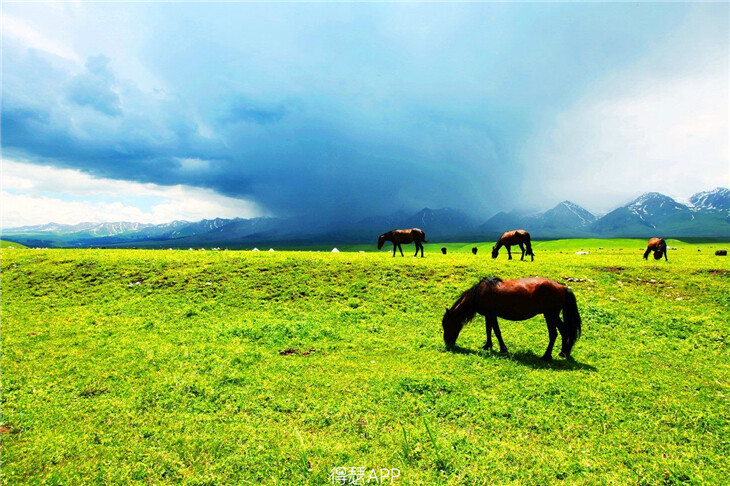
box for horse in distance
[643,238,668,261]
[492,230,534,261]
[442,277,581,360]
[378,228,428,257]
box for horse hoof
[499,348,508,354]
[483,344,492,350]
[540,355,552,361]
[558,351,566,358]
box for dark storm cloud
[2,2,727,219]
[65,55,122,116]
[221,97,290,125]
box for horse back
[390,229,417,243]
[482,277,564,320]
[500,229,531,245]
[648,237,665,250]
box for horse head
[442,307,463,347]
[377,234,386,249]
[491,246,499,259]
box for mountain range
[3,188,728,248]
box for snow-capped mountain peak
[688,187,730,211]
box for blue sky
[2,2,728,227]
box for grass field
[0,240,26,249]
[1,240,729,484]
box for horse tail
[420,230,428,243]
[562,288,582,356]
[525,239,534,256]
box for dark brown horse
[643,237,667,261]
[492,230,534,261]
[472,247,478,255]
[378,228,428,257]
[442,277,581,360]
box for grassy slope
[0,240,27,249]
[1,241,729,484]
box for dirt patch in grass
[279,347,317,356]
[598,266,625,273]
[707,269,728,276]
[0,425,21,435]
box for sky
[1,2,728,228]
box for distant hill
[1,240,27,248]
[7,221,155,237]
[402,208,480,240]
[480,201,597,238]
[3,188,728,247]
[689,187,730,211]
[591,189,729,237]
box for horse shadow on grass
[447,345,597,372]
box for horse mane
[480,276,503,288]
[448,277,503,324]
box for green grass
[2,240,729,484]
[0,240,27,249]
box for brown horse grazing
[472,247,478,255]
[643,237,668,261]
[441,247,447,255]
[492,230,534,261]
[378,228,428,257]
[442,277,581,360]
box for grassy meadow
[1,240,729,484]
[0,240,26,249]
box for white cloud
[1,160,263,228]
[2,14,81,63]
[522,62,729,213]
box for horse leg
[664,249,668,261]
[507,246,512,260]
[492,319,508,353]
[392,243,397,257]
[519,243,525,261]
[420,242,424,258]
[398,244,404,257]
[555,317,569,358]
[483,314,494,350]
[541,313,559,361]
